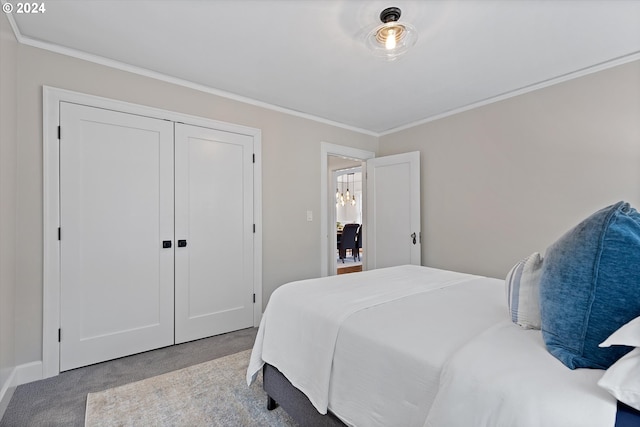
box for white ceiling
[7,0,640,135]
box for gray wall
[13,43,378,366]
[379,60,640,279]
[0,11,18,412]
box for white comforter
[247,265,483,413]
[424,320,617,427]
[327,270,508,426]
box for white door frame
[320,142,374,277]
[43,86,263,378]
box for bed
[247,202,640,427]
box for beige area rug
[85,349,296,426]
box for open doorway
[321,144,422,276]
[333,163,363,274]
[320,142,374,277]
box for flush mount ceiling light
[366,6,418,61]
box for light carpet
[85,349,295,426]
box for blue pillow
[540,201,640,369]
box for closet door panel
[174,123,254,344]
[59,103,174,371]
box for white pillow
[600,315,640,347]
[505,252,543,330]
[598,316,640,411]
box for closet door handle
[162,240,172,248]
[178,240,187,248]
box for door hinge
[57,126,61,140]
[253,293,256,303]
[58,227,61,241]
[253,224,256,233]
[252,153,255,163]
[58,328,61,342]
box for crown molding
[3,11,379,138]
[5,6,639,139]
[380,51,640,136]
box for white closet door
[59,103,174,371]
[366,151,421,269]
[174,123,254,344]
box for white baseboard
[0,368,17,420]
[0,361,43,420]
[15,361,43,386]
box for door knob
[162,240,172,248]
[178,240,187,247]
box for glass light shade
[366,21,417,61]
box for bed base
[263,363,346,426]
[263,365,640,427]
[616,401,640,427]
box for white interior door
[59,103,174,371]
[366,151,421,269]
[174,123,254,344]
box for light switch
[306,210,313,221]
